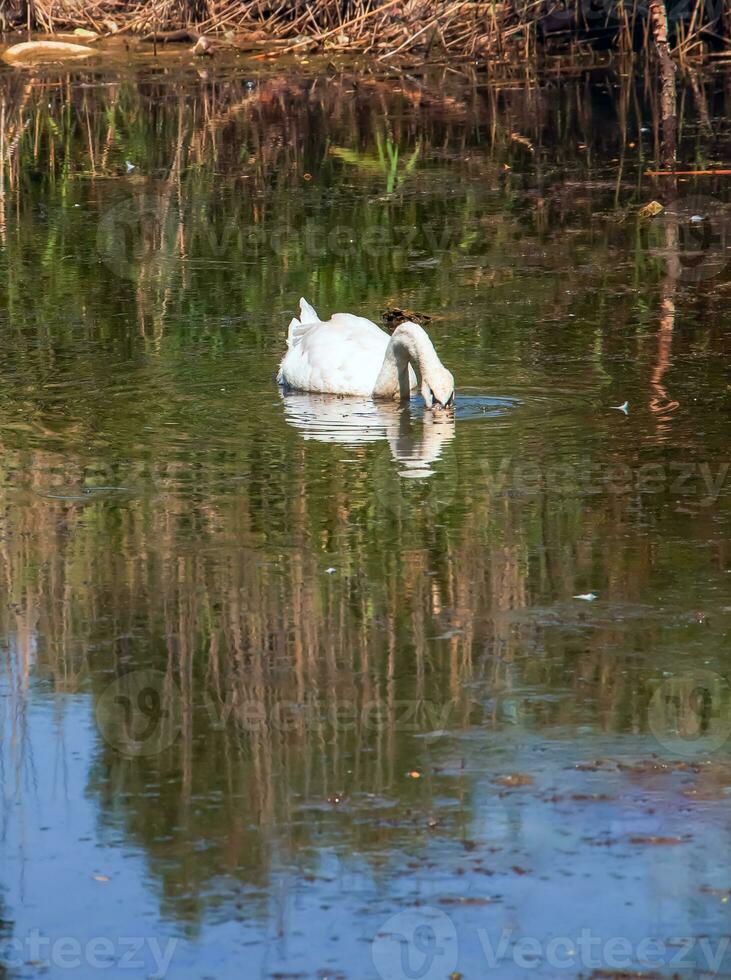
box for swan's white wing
[329,314,417,389]
[329,312,386,339]
[278,317,390,396]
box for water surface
[1,56,731,979]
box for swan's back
[278,300,392,397]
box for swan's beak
[430,390,455,412]
[424,376,455,411]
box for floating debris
[638,200,664,218]
[610,401,629,414]
[494,773,534,787]
[574,593,598,601]
[191,36,214,56]
[439,896,496,906]
[1,41,96,65]
[383,307,433,329]
[629,835,689,846]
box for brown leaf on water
[494,773,533,787]
[439,896,495,905]
[587,971,664,979]
[572,759,614,771]
[638,200,664,218]
[699,885,731,898]
[618,759,700,774]
[629,835,689,846]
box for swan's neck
[373,322,442,399]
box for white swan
[277,298,455,409]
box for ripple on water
[444,393,520,421]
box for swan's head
[421,367,455,412]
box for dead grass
[6,0,725,61]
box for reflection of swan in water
[280,391,455,478]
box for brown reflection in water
[1,423,723,915]
[650,210,680,436]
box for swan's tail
[286,297,320,349]
[299,298,319,323]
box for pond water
[0,53,731,979]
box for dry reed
[6,0,723,62]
